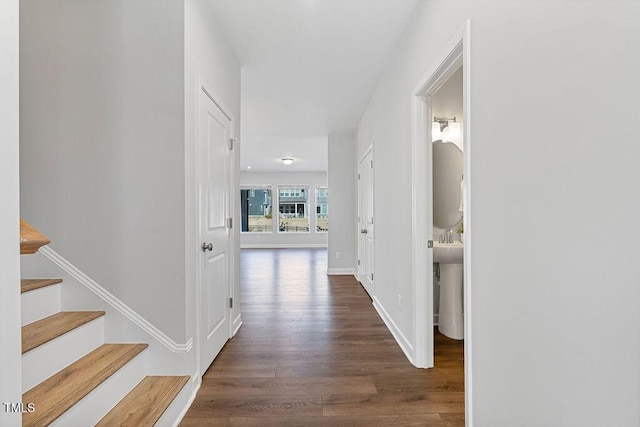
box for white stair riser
[21,284,61,326]
[22,317,104,393]
[50,350,148,427]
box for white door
[358,149,374,296]
[198,88,232,377]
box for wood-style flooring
[182,248,464,426]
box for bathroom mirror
[433,140,463,229]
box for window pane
[241,187,273,232]
[316,186,328,232]
[278,186,309,233]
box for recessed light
[281,158,294,165]
[247,166,252,169]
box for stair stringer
[21,249,200,426]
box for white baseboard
[232,313,242,336]
[326,268,355,275]
[240,243,328,249]
[434,313,439,326]
[372,297,414,365]
[170,376,201,427]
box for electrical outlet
[336,251,341,259]
[397,294,402,310]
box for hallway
[182,248,464,426]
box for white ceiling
[208,0,419,172]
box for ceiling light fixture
[281,158,294,165]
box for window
[240,187,273,232]
[278,186,309,232]
[316,186,328,232]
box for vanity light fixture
[281,158,294,165]
[432,116,461,141]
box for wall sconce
[281,158,294,165]
[432,117,461,141]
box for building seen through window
[278,186,309,232]
[240,187,272,232]
[316,186,328,232]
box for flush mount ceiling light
[281,158,294,165]
[432,116,461,141]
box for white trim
[240,243,328,249]
[372,297,414,365]
[232,313,242,337]
[462,20,473,425]
[171,376,201,427]
[410,19,473,426]
[326,268,355,275]
[358,143,374,163]
[39,246,192,353]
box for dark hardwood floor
[181,248,464,426]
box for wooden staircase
[19,220,188,426]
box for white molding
[171,376,201,427]
[372,297,414,365]
[240,243,328,249]
[39,246,192,353]
[358,143,374,163]
[462,20,473,425]
[232,313,242,337]
[326,268,355,276]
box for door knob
[202,242,213,252]
[360,229,368,234]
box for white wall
[0,0,22,423]
[360,1,640,425]
[20,0,187,341]
[184,0,242,375]
[327,133,356,274]
[240,172,328,248]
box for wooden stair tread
[97,376,189,426]
[22,311,105,354]
[22,343,148,427]
[21,278,63,293]
[20,218,50,254]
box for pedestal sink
[434,241,463,340]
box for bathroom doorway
[410,23,471,419]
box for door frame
[410,19,472,417]
[195,76,236,377]
[357,144,374,296]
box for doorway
[410,22,471,418]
